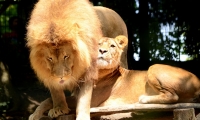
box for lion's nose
[99,49,107,54]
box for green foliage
[0,5,18,34]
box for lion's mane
[26,0,102,90]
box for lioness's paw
[48,107,70,118]
[139,95,150,103]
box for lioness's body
[92,36,200,106]
[91,67,147,107]
[92,64,200,107]
[27,0,127,119]
[91,36,200,107]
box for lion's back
[94,6,128,38]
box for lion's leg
[29,98,53,120]
[76,62,97,120]
[139,92,179,104]
[139,70,179,104]
[48,88,70,118]
[76,80,93,120]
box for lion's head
[29,41,91,90]
[26,0,103,91]
[27,23,98,91]
[97,35,128,69]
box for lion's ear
[115,35,128,49]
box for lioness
[27,0,127,120]
[92,35,200,106]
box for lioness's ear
[115,35,128,49]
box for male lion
[27,0,127,120]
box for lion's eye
[110,44,115,47]
[47,57,53,62]
[64,55,69,60]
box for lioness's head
[97,35,128,69]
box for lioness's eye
[64,55,69,60]
[111,44,115,47]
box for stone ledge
[39,103,200,120]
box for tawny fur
[27,0,128,119]
[92,36,200,106]
[27,0,101,119]
[27,0,101,90]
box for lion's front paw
[48,107,70,118]
[76,113,90,120]
[139,95,150,103]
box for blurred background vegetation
[0,0,200,119]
